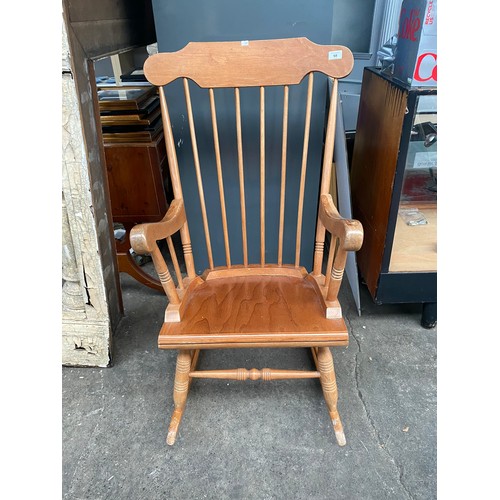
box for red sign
[393,0,437,87]
[399,8,422,41]
[414,52,437,82]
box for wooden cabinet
[104,135,170,291]
[104,135,169,224]
[350,67,437,327]
[96,85,171,291]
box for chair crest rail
[144,38,354,88]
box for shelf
[389,206,437,273]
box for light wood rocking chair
[131,38,363,446]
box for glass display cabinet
[350,67,437,327]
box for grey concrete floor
[63,271,436,500]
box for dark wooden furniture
[350,67,437,327]
[104,134,169,291]
[131,38,363,445]
[98,86,171,292]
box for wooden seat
[159,269,348,349]
[131,37,363,446]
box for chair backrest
[144,37,353,277]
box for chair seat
[159,274,349,349]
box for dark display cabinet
[350,67,437,327]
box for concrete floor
[63,272,436,500]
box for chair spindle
[209,88,231,267]
[326,247,347,302]
[278,85,289,266]
[295,72,314,267]
[166,236,184,289]
[150,244,180,304]
[234,88,249,267]
[183,78,214,269]
[324,236,337,290]
[158,87,183,199]
[313,78,338,276]
[260,86,266,266]
[158,87,196,279]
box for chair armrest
[130,199,186,255]
[318,194,363,302]
[318,194,363,251]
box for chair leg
[316,347,346,446]
[167,350,192,445]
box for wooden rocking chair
[131,38,363,446]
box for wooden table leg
[114,222,163,292]
[116,252,163,292]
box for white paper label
[328,50,342,60]
[241,40,249,46]
[413,151,437,169]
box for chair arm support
[130,199,187,255]
[318,194,363,251]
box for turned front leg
[316,347,346,446]
[167,350,192,445]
